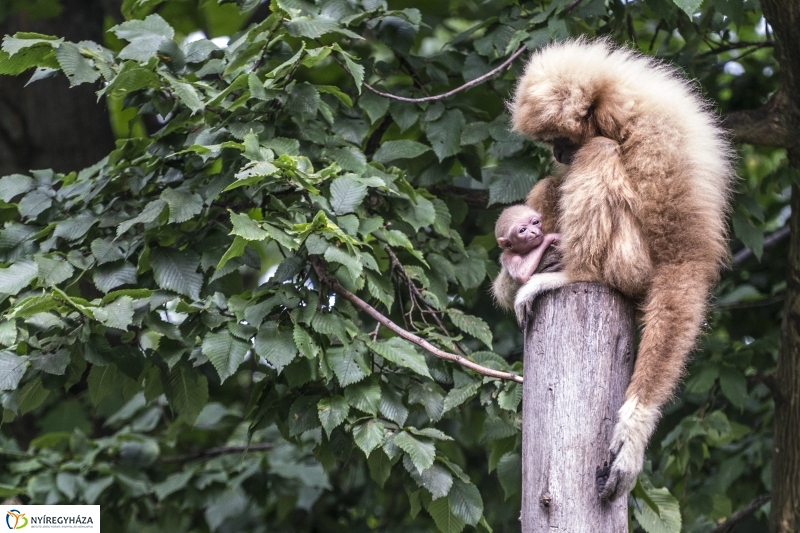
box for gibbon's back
[511,39,734,270]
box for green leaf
[368,338,432,379]
[93,262,137,293]
[324,246,362,281]
[161,188,204,224]
[167,365,209,424]
[447,310,492,349]
[90,238,125,265]
[485,158,538,206]
[31,350,69,376]
[230,212,270,241]
[0,351,29,390]
[288,395,321,436]
[344,376,381,415]
[409,382,445,422]
[202,330,249,382]
[719,366,748,409]
[317,396,349,437]
[0,260,38,295]
[286,17,340,39]
[216,236,247,272]
[0,174,33,201]
[293,325,320,359]
[112,14,175,62]
[443,382,481,414]
[380,385,409,426]
[34,255,73,286]
[448,479,483,525]
[329,176,367,215]
[327,345,370,386]
[154,470,194,501]
[633,483,682,533]
[732,213,764,261]
[427,109,465,161]
[55,42,100,87]
[394,431,436,473]
[353,419,385,457]
[335,45,364,93]
[397,197,436,232]
[496,452,521,499]
[373,140,431,164]
[94,296,135,330]
[117,199,167,235]
[368,450,393,488]
[150,248,202,300]
[408,461,453,500]
[359,91,390,124]
[88,364,119,406]
[167,78,204,114]
[254,322,297,373]
[672,0,703,17]
[17,376,49,415]
[427,496,466,533]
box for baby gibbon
[493,205,560,308]
[503,39,734,500]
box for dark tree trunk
[521,283,635,532]
[758,1,800,531]
[0,0,116,176]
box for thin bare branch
[362,46,528,104]
[710,494,771,533]
[699,40,774,58]
[732,226,791,268]
[716,293,785,310]
[311,256,523,383]
[161,443,274,463]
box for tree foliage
[0,0,787,532]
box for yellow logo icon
[5,510,27,530]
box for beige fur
[505,39,734,499]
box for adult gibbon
[501,39,734,500]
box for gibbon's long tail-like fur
[506,39,734,500]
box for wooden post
[521,282,635,532]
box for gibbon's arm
[510,234,561,284]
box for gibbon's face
[504,214,544,254]
[511,79,601,148]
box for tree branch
[723,89,794,147]
[710,494,771,533]
[698,40,774,58]
[732,226,791,268]
[310,256,524,383]
[362,46,528,104]
[161,443,274,463]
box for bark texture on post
[521,283,635,533]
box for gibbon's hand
[598,398,659,500]
[512,272,571,326]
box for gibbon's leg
[599,261,716,501]
[492,268,520,312]
[513,271,572,325]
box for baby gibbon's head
[510,39,634,146]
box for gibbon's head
[495,204,544,254]
[509,38,635,149]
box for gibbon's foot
[595,461,611,494]
[513,272,571,326]
[599,397,660,500]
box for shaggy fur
[504,39,734,500]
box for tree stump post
[521,283,635,532]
